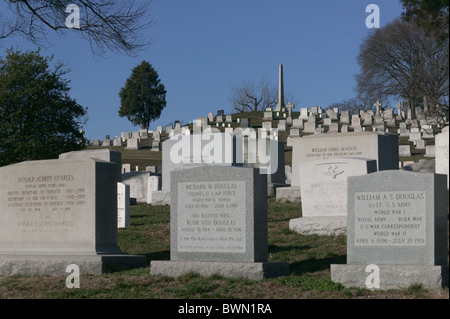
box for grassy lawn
[0,198,447,300]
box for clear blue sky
[0,0,404,141]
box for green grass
[0,198,447,299]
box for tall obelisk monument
[275,63,285,112]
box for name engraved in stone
[177,181,246,253]
[307,145,363,159]
[354,191,426,246]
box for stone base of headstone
[150,190,170,205]
[275,186,300,203]
[150,260,289,281]
[330,264,449,290]
[289,216,347,236]
[267,183,289,197]
[0,254,146,276]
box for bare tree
[0,0,152,56]
[230,76,297,113]
[230,76,277,113]
[356,19,449,120]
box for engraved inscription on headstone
[5,173,84,238]
[354,191,426,247]
[177,181,246,253]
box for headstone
[149,166,289,280]
[151,141,160,151]
[409,128,422,142]
[145,166,157,173]
[340,111,350,124]
[351,115,361,129]
[262,121,272,131]
[225,115,232,123]
[146,175,161,205]
[131,131,140,138]
[290,158,377,236]
[302,116,316,133]
[101,139,111,147]
[277,120,286,131]
[328,123,340,133]
[263,111,273,120]
[421,126,434,139]
[310,106,320,115]
[290,128,300,137]
[117,182,130,228]
[299,108,309,119]
[398,122,410,137]
[425,145,435,158]
[415,138,427,150]
[121,132,129,142]
[240,118,250,128]
[286,102,295,125]
[323,118,332,126]
[198,117,209,127]
[399,145,411,157]
[113,136,122,146]
[435,127,449,188]
[395,102,403,120]
[138,129,148,139]
[374,101,382,115]
[331,171,448,290]
[122,164,131,173]
[0,158,145,276]
[126,138,140,150]
[385,117,396,128]
[153,130,161,142]
[208,112,214,123]
[216,115,223,123]
[291,118,304,129]
[290,132,399,189]
[362,114,373,126]
[122,171,155,203]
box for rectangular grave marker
[150,166,289,280]
[331,170,448,290]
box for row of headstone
[0,135,448,287]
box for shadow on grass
[268,244,312,254]
[145,250,170,263]
[289,254,347,275]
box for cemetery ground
[0,198,448,299]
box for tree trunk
[423,95,428,116]
[410,92,416,120]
